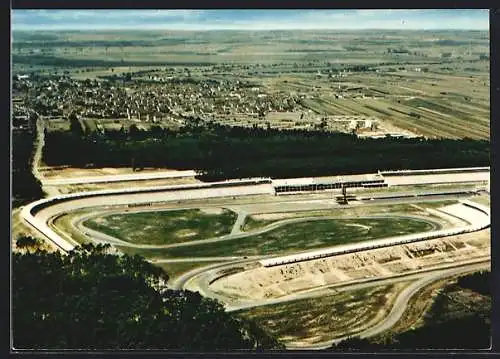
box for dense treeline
[12,130,44,207]
[330,271,491,350]
[456,270,490,296]
[44,123,490,181]
[12,244,282,350]
[330,315,490,350]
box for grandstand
[272,173,387,194]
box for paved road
[285,259,490,350]
[31,117,61,197]
[229,208,248,235]
[32,117,44,183]
[169,258,264,290]
[22,174,490,348]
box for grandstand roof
[272,173,383,187]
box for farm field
[13,29,489,140]
[12,20,491,351]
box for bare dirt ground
[49,176,201,194]
[39,166,192,179]
[209,228,490,304]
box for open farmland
[12,20,490,351]
[13,29,489,140]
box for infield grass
[119,216,437,259]
[83,208,237,245]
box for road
[31,117,44,183]
[19,168,490,348]
[229,208,248,235]
[150,256,259,263]
[286,259,490,350]
[73,211,440,250]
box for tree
[12,245,282,350]
[128,124,140,138]
[69,112,84,137]
[16,236,40,251]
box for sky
[11,9,489,31]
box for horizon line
[12,27,489,31]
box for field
[236,282,409,346]
[241,200,456,232]
[469,194,490,206]
[12,26,490,350]
[13,30,489,140]
[112,216,436,259]
[58,198,458,267]
[83,208,237,245]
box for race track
[19,169,490,349]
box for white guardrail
[20,178,273,253]
[379,167,490,175]
[20,170,490,257]
[259,200,490,267]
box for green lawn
[242,216,276,232]
[119,216,436,259]
[242,201,456,232]
[83,208,237,245]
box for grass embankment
[363,271,491,349]
[83,208,237,245]
[52,210,95,245]
[468,195,490,206]
[236,283,408,346]
[153,261,224,280]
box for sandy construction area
[208,229,490,304]
[51,177,201,194]
[384,171,489,186]
[40,166,193,179]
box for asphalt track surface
[285,259,491,350]
[161,193,482,291]
[22,169,490,349]
[74,211,440,249]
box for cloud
[12,9,203,25]
[11,9,489,31]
